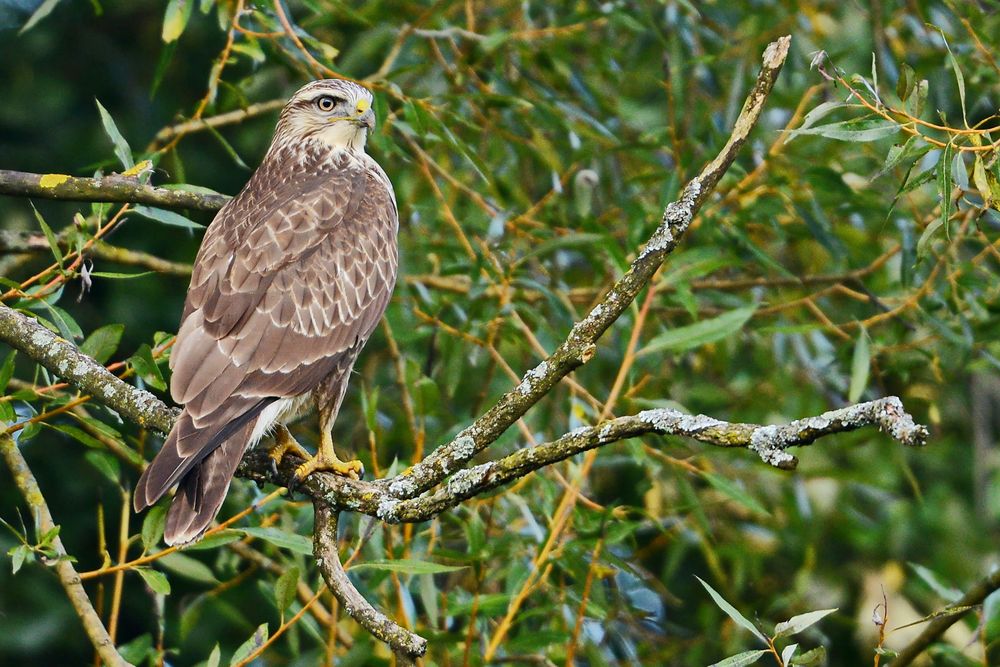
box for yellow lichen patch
[121,159,153,178]
[38,173,71,188]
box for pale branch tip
[0,169,228,211]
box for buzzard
[134,80,398,545]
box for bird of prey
[134,79,398,545]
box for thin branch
[890,568,1000,666]
[149,99,285,148]
[0,170,228,211]
[0,232,193,276]
[0,434,133,667]
[380,35,794,503]
[312,503,428,659]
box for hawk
[134,80,398,545]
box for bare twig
[312,503,427,659]
[149,99,285,148]
[890,568,1000,666]
[0,433,133,667]
[0,170,228,211]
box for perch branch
[890,568,1000,666]
[0,434,133,667]
[381,35,794,502]
[239,397,926,523]
[312,503,427,659]
[0,169,228,211]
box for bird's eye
[315,95,339,112]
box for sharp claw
[269,457,279,478]
[356,462,366,481]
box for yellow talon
[268,425,311,473]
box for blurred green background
[0,0,998,664]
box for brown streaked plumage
[134,80,398,545]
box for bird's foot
[268,426,312,478]
[290,453,365,491]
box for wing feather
[137,146,398,519]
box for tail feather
[134,399,274,514]
[163,422,254,545]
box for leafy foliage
[0,0,998,665]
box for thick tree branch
[0,303,178,433]
[890,568,1000,666]
[0,170,228,211]
[0,434,133,667]
[312,503,427,659]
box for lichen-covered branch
[383,35,793,502]
[312,503,427,659]
[239,397,927,523]
[0,303,178,433]
[0,169,228,211]
[890,568,1000,666]
[0,434,133,667]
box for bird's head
[274,79,376,151]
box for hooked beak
[353,99,375,130]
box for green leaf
[696,576,766,642]
[162,0,192,43]
[229,623,268,665]
[137,567,171,595]
[30,204,63,268]
[708,650,769,667]
[141,505,167,552]
[785,101,846,142]
[84,450,120,483]
[95,99,134,170]
[908,562,962,602]
[10,544,29,574]
[89,271,155,280]
[117,633,154,664]
[0,350,16,392]
[240,527,314,555]
[848,325,870,403]
[788,118,899,143]
[349,559,468,575]
[638,306,757,357]
[159,552,218,584]
[274,566,300,616]
[132,205,205,230]
[918,143,954,259]
[790,646,826,666]
[80,324,124,365]
[19,0,62,34]
[700,472,770,516]
[774,608,838,638]
[128,343,166,391]
[205,644,221,667]
[181,529,243,551]
[782,643,799,664]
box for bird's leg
[290,429,364,486]
[268,424,312,476]
[290,390,364,487]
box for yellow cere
[356,98,370,114]
[38,173,70,188]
